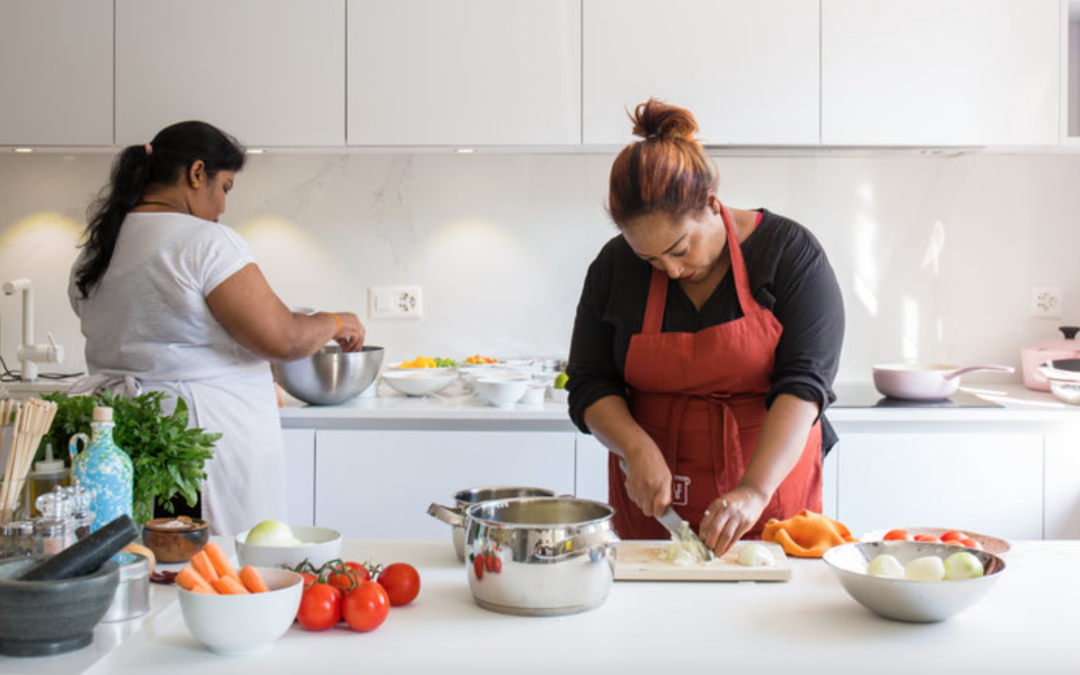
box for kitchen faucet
[2,278,64,382]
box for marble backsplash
[1,149,1079,385]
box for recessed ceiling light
[13,148,33,153]
[455,148,475,154]
[246,148,265,155]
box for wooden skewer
[0,399,58,525]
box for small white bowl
[549,386,569,404]
[473,377,529,407]
[519,383,547,405]
[235,525,343,569]
[179,567,303,654]
[381,370,457,397]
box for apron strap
[719,203,760,316]
[641,268,669,334]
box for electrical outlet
[1029,286,1063,319]
[368,286,423,319]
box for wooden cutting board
[614,540,792,582]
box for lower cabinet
[1045,427,1080,540]
[313,430,576,539]
[834,431,1044,540]
[282,429,316,527]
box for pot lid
[1025,326,1080,351]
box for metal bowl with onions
[272,344,384,406]
[823,541,1006,623]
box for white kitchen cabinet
[582,0,819,146]
[1064,1,1080,143]
[834,430,1044,540]
[347,0,580,146]
[115,0,345,147]
[0,0,113,146]
[1044,424,1080,538]
[283,429,316,527]
[822,0,1060,146]
[314,429,576,538]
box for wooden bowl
[141,517,210,563]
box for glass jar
[33,489,74,555]
[0,521,33,559]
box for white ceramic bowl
[519,382,547,405]
[381,370,457,397]
[822,541,1005,623]
[549,386,569,404]
[473,377,529,407]
[179,567,303,655]
[234,525,343,570]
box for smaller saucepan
[427,486,557,561]
[872,363,1014,401]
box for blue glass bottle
[69,406,133,532]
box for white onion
[245,519,303,546]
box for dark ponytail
[75,121,246,298]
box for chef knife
[618,458,715,562]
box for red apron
[609,204,822,540]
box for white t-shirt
[68,212,287,535]
[70,212,264,380]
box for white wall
[2,150,1079,385]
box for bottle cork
[92,407,113,423]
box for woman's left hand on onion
[699,486,769,557]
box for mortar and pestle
[0,514,138,656]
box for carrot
[177,565,215,594]
[203,541,239,579]
[240,565,270,593]
[213,574,250,595]
[190,550,220,584]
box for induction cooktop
[830,383,1003,409]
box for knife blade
[618,457,715,562]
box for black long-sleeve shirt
[566,209,845,453]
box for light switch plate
[368,286,423,319]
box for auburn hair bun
[630,98,700,143]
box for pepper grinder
[65,480,96,540]
[32,488,74,556]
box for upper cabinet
[583,0,820,146]
[822,0,1060,146]
[347,0,580,147]
[1064,1,1080,144]
[0,0,113,146]
[115,0,345,148]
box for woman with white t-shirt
[68,120,365,535]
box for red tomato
[959,537,983,551]
[300,572,318,588]
[377,563,421,607]
[913,534,940,543]
[296,583,342,631]
[342,581,390,632]
[941,530,967,542]
[473,554,485,580]
[491,555,502,574]
[328,561,371,592]
[883,529,913,541]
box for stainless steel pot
[427,486,556,561]
[461,497,618,616]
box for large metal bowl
[823,541,1006,623]
[271,345,384,405]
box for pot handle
[427,502,464,527]
[533,530,620,561]
[944,364,1014,380]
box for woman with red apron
[566,99,844,555]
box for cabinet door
[314,430,576,538]
[116,0,344,147]
[347,0,580,146]
[1044,425,1080,539]
[282,429,316,526]
[575,434,609,503]
[583,0,819,146]
[836,431,1043,540]
[0,0,113,146]
[822,0,1059,146]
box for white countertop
[279,379,1080,430]
[9,538,1078,675]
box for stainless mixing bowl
[272,345,384,405]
